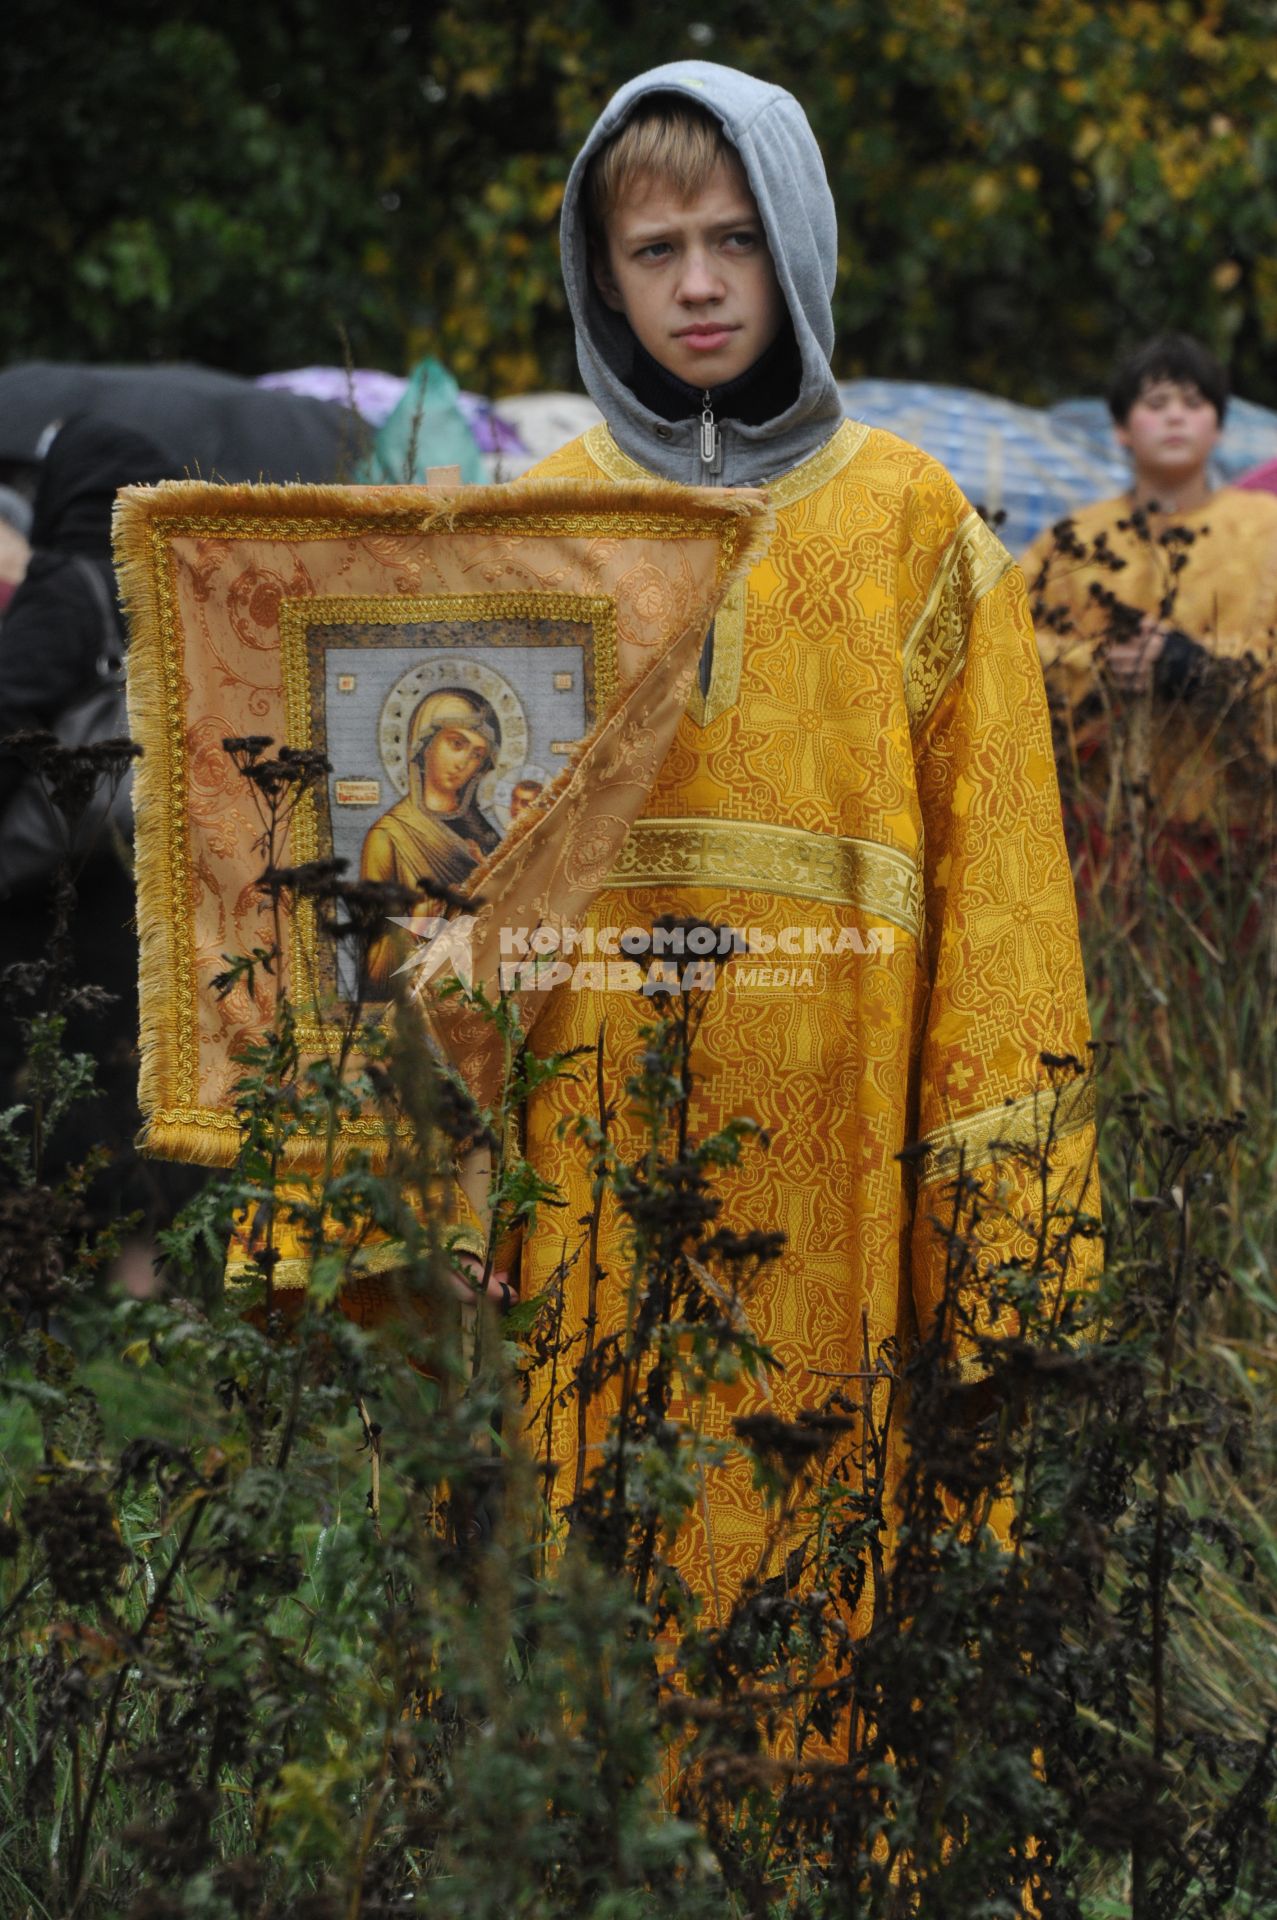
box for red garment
[1065,790,1268,951]
[1235,457,1277,497]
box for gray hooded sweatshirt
[560,62,846,488]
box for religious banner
[114,476,772,1167]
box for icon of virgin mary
[360,687,503,997]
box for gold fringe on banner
[115,494,182,1137]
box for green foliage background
[6,0,1277,402]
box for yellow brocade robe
[514,422,1098,1604]
[1022,488,1277,834]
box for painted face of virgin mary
[406,690,500,815]
[422,724,490,809]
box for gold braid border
[686,577,747,730]
[914,1072,1097,1185]
[278,591,619,1053]
[600,816,922,936]
[582,418,871,510]
[224,1221,488,1293]
[903,510,1014,736]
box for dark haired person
[1022,334,1277,873]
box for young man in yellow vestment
[1021,335,1277,871]
[458,62,1099,1602]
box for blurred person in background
[0,413,201,1230]
[1022,334,1277,886]
[0,484,32,615]
[0,414,171,807]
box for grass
[1073,847,1277,1913]
[3,823,1275,1915]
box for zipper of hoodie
[697,395,723,703]
[700,391,723,482]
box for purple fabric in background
[256,367,408,428]
[256,368,529,459]
[455,391,528,457]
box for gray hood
[561,62,845,485]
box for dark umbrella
[0,360,367,483]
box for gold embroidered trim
[225,1227,486,1293]
[278,591,619,1050]
[148,1105,412,1173]
[583,419,871,510]
[346,1232,488,1272]
[150,521,200,1106]
[581,427,663,484]
[124,474,773,567]
[915,1073,1097,1186]
[686,577,748,729]
[150,1106,408,1138]
[903,510,1014,736]
[279,592,619,726]
[767,421,871,507]
[225,1256,313,1292]
[139,508,739,548]
[447,1225,488,1261]
[599,816,922,935]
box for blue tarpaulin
[838,380,1277,555]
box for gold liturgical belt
[601,816,922,938]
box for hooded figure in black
[0,414,199,1229]
[0,413,176,812]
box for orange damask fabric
[515,422,1099,1605]
[114,475,771,1175]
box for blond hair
[585,97,738,232]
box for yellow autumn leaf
[456,66,498,98]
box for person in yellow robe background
[1021,335,1277,870]
[460,62,1101,1604]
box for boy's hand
[450,1249,516,1310]
[1103,617,1166,691]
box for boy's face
[593,156,787,390]
[1116,378,1220,481]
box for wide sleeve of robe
[906,515,1101,1360]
